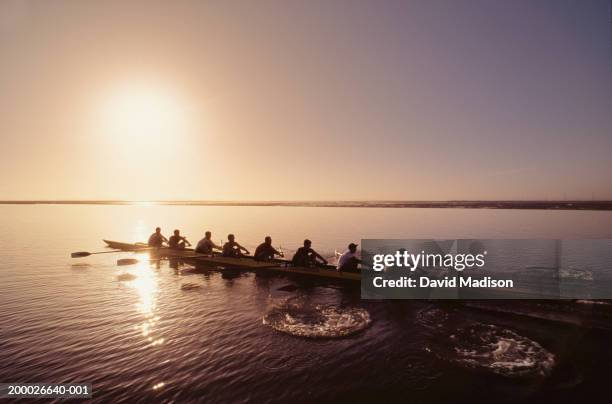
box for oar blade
[71,252,91,258]
[117,258,139,266]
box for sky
[0,0,610,201]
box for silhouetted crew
[222,234,250,257]
[148,227,168,247]
[254,236,283,261]
[168,229,191,250]
[337,243,362,273]
[291,239,328,267]
[196,231,222,254]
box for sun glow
[89,80,206,200]
[99,84,188,139]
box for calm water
[1,205,612,403]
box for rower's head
[174,229,180,236]
[348,242,358,253]
[155,227,161,234]
[265,236,272,245]
[303,239,312,247]
[228,234,235,242]
[205,231,212,239]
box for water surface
[1,205,611,403]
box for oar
[117,258,139,266]
[71,250,124,258]
[71,246,154,258]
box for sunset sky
[0,0,610,201]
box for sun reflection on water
[130,264,157,315]
[152,382,165,390]
[123,260,164,347]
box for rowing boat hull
[261,265,360,281]
[104,240,279,268]
[103,239,360,281]
[148,248,280,269]
[104,240,149,250]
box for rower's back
[196,238,213,254]
[222,241,239,257]
[291,246,311,266]
[148,232,164,247]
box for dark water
[1,205,612,403]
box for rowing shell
[104,240,279,269]
[103,240,360,281]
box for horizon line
[0,199,611,211]
[1,199,612,203]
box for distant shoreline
[1,200,611,210]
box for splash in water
[560,267,593,281]
[576,299,610,306]
[418,307,555,378]
[416,306,449,330]
[447,323,555,377]
[263,297,371,338]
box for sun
[90,80,203,198]
[99,84,186,138]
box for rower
[195,231,222,255]
[337,243,362,273]
[291,239,328,267]
[254,236,283,261]
[168,229,191,250]
[148,227,168,247]
[222,234,250,257]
